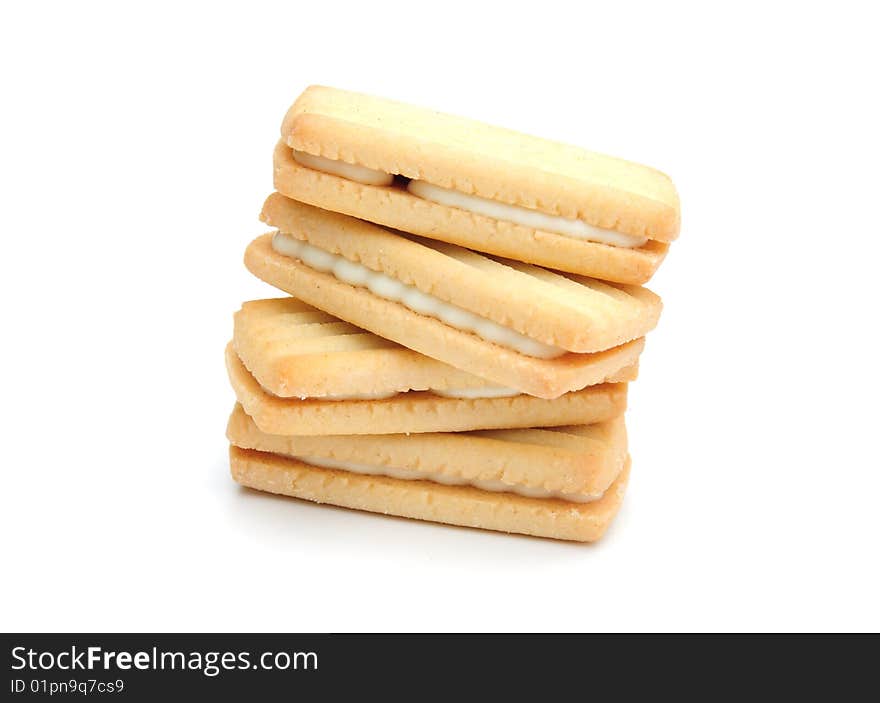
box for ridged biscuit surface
[244,232,647,398]
[227,403,628,500]
[230,446,630,542]
[226,345,630,435]
[234,297,643,398]
[261,194,661,352]
[282,86,679,242]
[243,234,648,398]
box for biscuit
[227,403,628,501]
[246,212,660,397]
[260,194,661,354]
[226,344,630,435]
[274,142,669,284]
[274,85,680,283]
[242,233,642,398]
[230,446,630,542]
[234,297,643,398]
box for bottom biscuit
[229,446,629,542]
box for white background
[2,1,877,633]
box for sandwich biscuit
[227,344,631,435]
[230,446,630,542]
[248,197,660,398]
[234,297,642,399]
[227,403,628,503]
[273,85,679,284]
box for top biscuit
[281,85,680,244]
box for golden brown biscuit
[227,403,628,501]
[230,446,630,542]
[226,344,631,435]
[274,142,670,284]
[282,87,679,239]
[283,87,678,235]
[234,297,643,398]
[245,207,660,397]
[260,194,662,354]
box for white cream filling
[292,150,393,187]
[294,455,600,504]
[407,180,647,248]
[291,149,647,248]
[271,232,565,359]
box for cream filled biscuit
[226,344,632,435]
[233,297,643,399]
[270,232,564,359]
[230,446,630,542]
[227,403,628,504]
[273,86,679,284]
[260,195,661,355]
[243,233,649,398]
[248,199,660,397]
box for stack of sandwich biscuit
[226,86,679,542]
